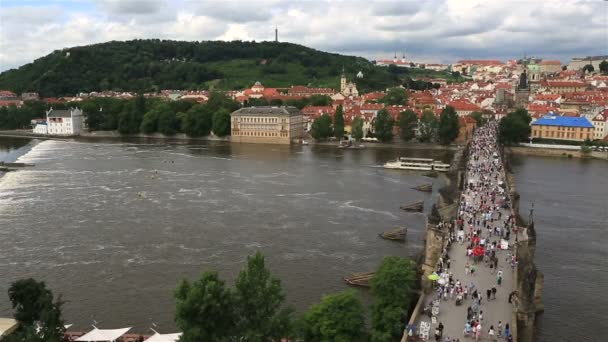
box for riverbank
[0,130,460,151]
[509,146,608,161]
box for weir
[403,123,542,342]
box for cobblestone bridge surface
[413,123,518,342]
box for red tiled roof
[457,60,503,66]
[0,90,17,97]
[448,100,480,111]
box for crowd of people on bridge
[425,122,517,342]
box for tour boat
[383,157,450,172]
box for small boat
[400,201,424,212]
[343,272,375,288]
[302,140,309,145]
[379,227,407,241]
[338,140,365,149]
[413,183,433,192]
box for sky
[0,0,607,72]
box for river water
[0,137,451,331]
[511,155,607,342]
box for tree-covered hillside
[0,40,462,97]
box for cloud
[1,0,607,72]
[94,0,167,15]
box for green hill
[0,39,461,96]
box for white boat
[383,157,450,172]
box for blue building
[531,113,595,141]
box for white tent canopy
[145,332,182,342]
[75,327,131,341]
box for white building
[592,111,608,140]
[46,108,84,136]
[33,122,48,134]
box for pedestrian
[497,321,503,337]
[508,291,515,303]
[486,288,491,301]
[471,265,475,276]
[492,287,497,300]
[438,322,444,337]
[465,262,470,275]
[434,327,441,341]
[504,323,510,338]
[497,270,503,286]
[488,325,496,341]
[479,310,483,321]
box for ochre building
[230,106,304,144]
[531,114,595,141]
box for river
[0,137,451,332]
[511,154,607,342]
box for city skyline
[1,0,608,72]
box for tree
[140,102,174,134]
[302,291,367,342]
[175,272,236,342]
[373,109,394,142]
[380,87,408,105]
[417,109,438,142]
[370,257,416,342]
[582,64,594,73]
[351,117,364,142]
[398,109,417,141]
[212,109,231,137]
[182,104,213,136]
[310,114,333,140]
[599,60,608,75]
[207,91,239,113]
[234,252,293,341]
[333,105,345,138]
[438,105,460,145]
[157,110,180,135]
[470,111,486,126]
[6,279,67,342]
[499,108,531,145]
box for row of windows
[236,117,286,124]
[234,131,290,137]
[552,126,592,132]
[534,130,591,140]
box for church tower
[340,67,347,93]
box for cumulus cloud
[0,0,607,71]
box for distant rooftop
[532,114,594,128]
[231,106,301,117]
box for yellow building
[531,114,595,141]
[230,106,304,144]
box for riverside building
[531,113,595,141]
[230,106,304,144]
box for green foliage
[302,291,367,342]
[438,106,460,145]
[418,110,437,142]
[182,104,213,136]
[600,60,608,75]
[212,109,231,137]
[6,279,67,342]
[398,109,418,141]
[373,109,394,142]
[0,40,465,96]
[582,64,594,73]
[351,117,364,141]
[0,101,48,130]
[234,252,293,341]
[157,110,180,135]
[311,114,333,140]
[470,111,486,126]
[333,105,345,138]
[370,257,416,342]
[380,87,408,105]
[206,92,239,113]
[499,108,531,145]
[175,272,236,342]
